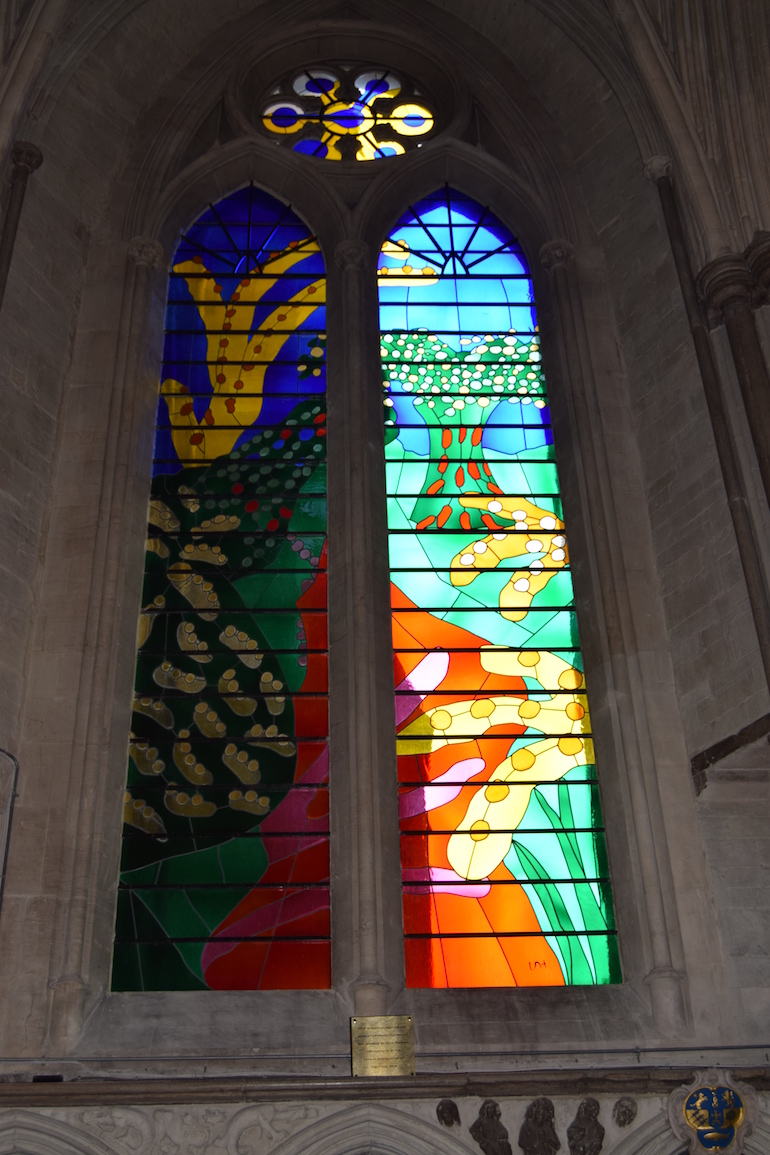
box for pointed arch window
[113,186,330,991]
[113,181,619,995]
[379,189,619,988]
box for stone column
[540,239,688,1034]
[745,231,770,303]
[645,156,770,690]
[326,238,403,1015]
[0,141,42,313]
[698,253,770,510]
[47,237,166,1052]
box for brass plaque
[350,1015,415,1076]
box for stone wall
[0,0,767,1083]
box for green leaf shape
[507,775,619,985]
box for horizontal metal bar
[387,527,560,534]
[139,648,328,656]
[146,493,328,500]
[398,779,597,787]
[400,878,609,886]
[120,881,330,890]
[121,831,330,840]
[132,691,327,700]
[126,782,327,791]
[403,930,615,939]
[394,690,586,700]
[378,324,539,329]
[393,647,579,653]
[115,936,331,944]
[143,607,328,616]
[151,458,326,466]
[387,568,570,575]
[385,497,562,503]
[399,828,602,835]
[388,606,575,613]
[168,272,323,280]
[154,424,325,432]
[384,423,550,430]
[153,391,325,399]
[146,530,327,539]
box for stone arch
[610,1107,770,1155]
[0,0,725,1058]
[266,1102,472,1155]
[128,135,349,262]
[0,1111,123,1155]
[610,1112,685,1155]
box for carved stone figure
[518,1098,560,1155]
[470,1099,512,1155]
[567,1099,604,1155]
[437,1100,461,1127]
[612,1098,638,1128]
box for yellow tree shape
[162,242,325,465]
[449,495,569,621]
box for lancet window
[114,186,330,991]
[379,188,619,988]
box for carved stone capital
[128,236,166,269]
[335,238,370,272]
[539,239,574,272]
[11,141,42,174]
[744,230,770,301]
[697,254,753,322]
[668,1068,757,1154]
[642,966,688,1035]
[644,154,673,182]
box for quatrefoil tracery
[262,67,434,161]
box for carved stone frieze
[611,1097,637,1128]
[69,1102,322,1155]
[518,1098,560,1155]
[437,1099,461,1127]
[567,1099,603,1155]
[470,1100,512,1155]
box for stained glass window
[379,188,620,988]
[262,67,433,160]
[113,186,330,991]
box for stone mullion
[47,238,165,1051]
[698,253,770,511]
[646,158,770,692]
[326,238,404,1014]
[541,240,688,1034]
